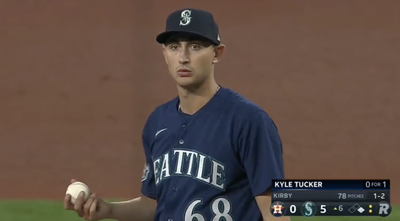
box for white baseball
[66,182,91,204]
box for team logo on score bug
[271,201,286,217]
[301,201,317,217]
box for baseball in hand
[66,182,91,204]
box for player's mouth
[177,68,193,77]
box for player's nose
[178,52,190,64]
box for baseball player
[64,8,289,221]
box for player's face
[162,35,225,89]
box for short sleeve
[140,119,157,199]
[238,110,285,197]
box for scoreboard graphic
[270,179,391,217]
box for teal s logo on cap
[179,10,192,26]
[156,9,220,45]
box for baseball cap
[156,8,221,45]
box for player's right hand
[64,179,113,221]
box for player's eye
[169,44,179,50]
[190,44,201,50]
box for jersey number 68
[184,197,234,221]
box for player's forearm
[108,196,156,221]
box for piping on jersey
[155,128,168,137]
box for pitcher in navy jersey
[64,8,289,221]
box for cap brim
[156,30,218,45]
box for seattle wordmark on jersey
[153,148,226,190]
[141,87,285,221]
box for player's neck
[177,80,219,115]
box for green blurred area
[0,200,398,221]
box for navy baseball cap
[156,8,221,45]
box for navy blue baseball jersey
[141,86,285,221]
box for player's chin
[174,76,199,88]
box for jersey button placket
[178,124,187,146]
[164,123,186,212]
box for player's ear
[212,44,226,64]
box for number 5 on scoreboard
[320,205,327,214]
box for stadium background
[0,0,398,215]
